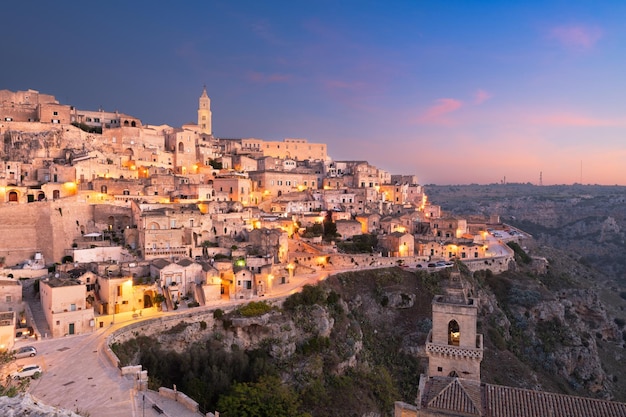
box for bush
[283,285,326,310]
[214,309,224,320]
[238,301,272,317]
[507,241,532,264]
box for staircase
[194,283,206,306]
[22,279,52,339]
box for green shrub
[507,241,532,264]
[238,301,272,317]
[283,284,326,310]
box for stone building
[0,89,70,123]
[39,274,94,338]
[394,273,626,417]
[378,232,415,257]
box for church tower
[425,272,483,381]
[197,86,212,135]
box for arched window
[131,121,136,127]
[124,120,129,126]
[178,142,185,153]
[8,191,18,202]
[149,222,160,230]
[37,192,46,201]
[100,185,108,194]
[448,320,460,346]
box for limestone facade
[40,275,94,337]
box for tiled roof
[176,258,194,267]
[151,258,171,269]
[419,377,626,417]
[424,377,482,416]
[485,384,626,417]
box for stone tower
[197,86,212,135]
[425,272,483,381]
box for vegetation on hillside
[112,267,443,416]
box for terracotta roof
[485,384,626,417]
[423,377,483,416]
[419,377,626,417]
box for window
[5,296,11,303]
[70,303,76,311]
[117,286,122,297]
[53,111,58,116]
[448,320,460,346]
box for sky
[2,1,626,185]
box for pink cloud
[550,25,603,49]
[474,89,492,105]
[246,71,293,84]
[415,98,463,124]
[532,112,620,127]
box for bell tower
[425,272,483,381]
[197,86,212,135]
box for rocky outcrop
[0,394,83,417]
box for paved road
[19,269,332,417]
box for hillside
[112,246,626,416]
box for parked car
[427,263,437,268]
[435,261,447,267]
[14,346,37,359]
[11,364,42,379]
[15,327,33,339]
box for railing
[425,331,483,359]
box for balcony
[425,331,483,361]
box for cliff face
[117,256,626,416]
[426,184,626,400]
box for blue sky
[3,1,626,185]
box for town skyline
[3,1,626,185]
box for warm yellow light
[268,274,274,282]
[287,263,295,270]
[317,256,327,264]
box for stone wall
[291,253,429,270]
[461,254,513,274]
[0,199,95,266]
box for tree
[322,211,338,241]
[217,375,311,417]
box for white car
[11,364,42,379]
